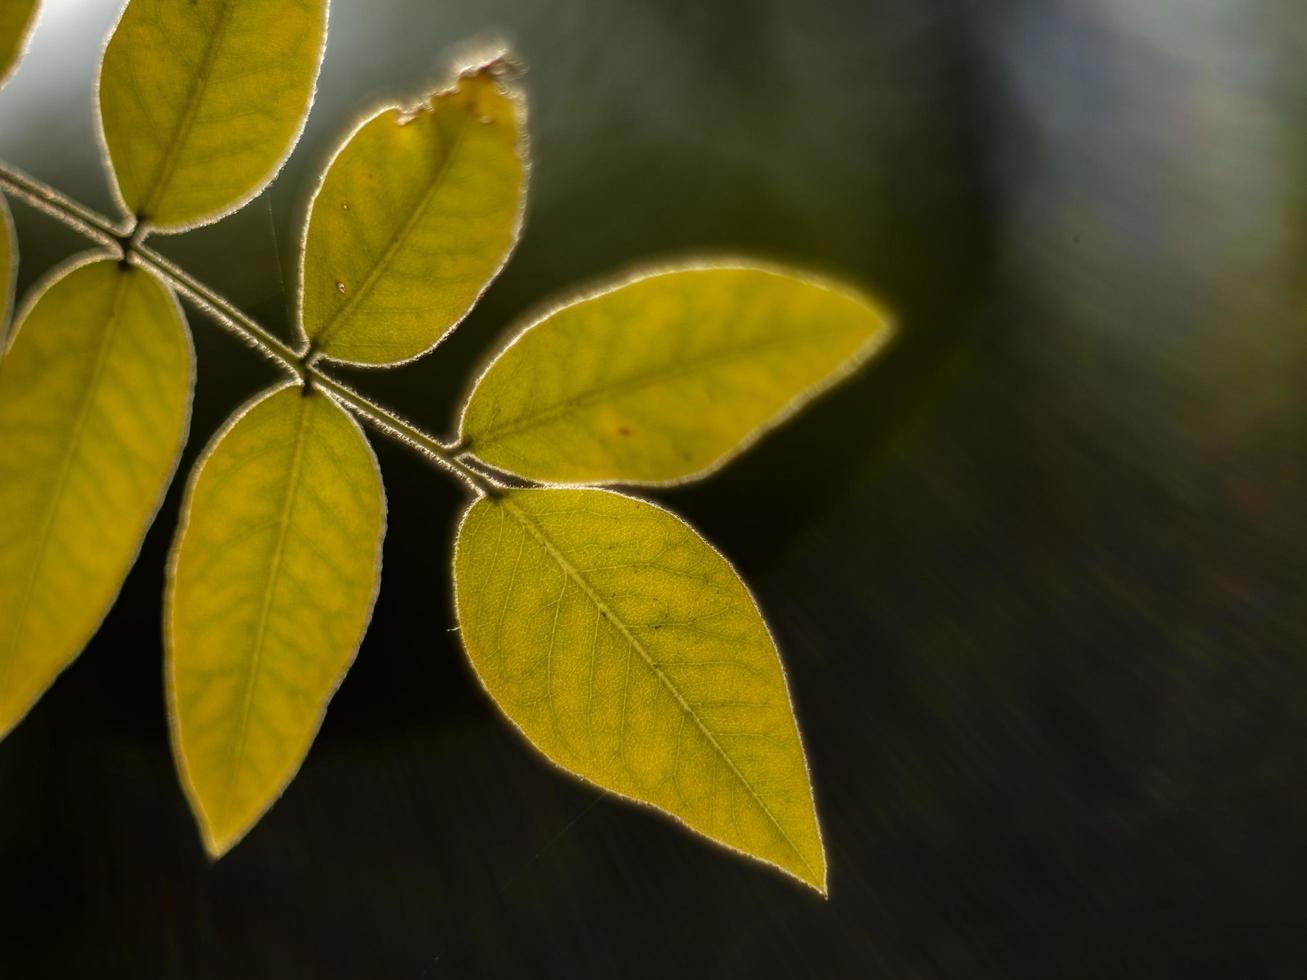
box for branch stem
[0,160,497,496]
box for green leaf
[299,59,525,366]
[0,193,16,340]
[0,257,193,738]
[459,265,892,485]
[98,0,328,232]
[0,0,37,88]
[453,487,826,892]
[167,384,385,857]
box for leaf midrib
[138,0,237,219]
[498,495,818,881]
[218,393,313,826]
[309,105,473,353]
[0,270,129,706]
[466,326,857,453]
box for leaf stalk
[0,159,497,496]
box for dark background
[2,0,1306,976]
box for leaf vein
[498,497,816,879]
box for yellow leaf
[0,0,37,88]
[454,487,826,892]
[98,0,327,232]
[460,265,892,485]
[167,384,385,857]
[299,59,525,366]
[0,193,15,339]
[0,257,193,738]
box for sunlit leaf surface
[0,257,192,738]
[0,0,37,88]
[454,487,826,891]
[460,266,891,484]
[300,60,525,365]
[98,0,327,231]
[167,385,385,857]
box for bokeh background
[2,0,1306,975]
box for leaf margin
[293,50,530,369]
[163,379,388,859]
[456,257,895,488]
[451,484,829,895]
[0,249,195,740]
[93,0,332,234]
[0,0,40,90]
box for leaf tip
[452,49,525,132]
[792,865,828,898]
[453,43,525,86]
[0,709,23,746]
[187,794,247,861]
[194,799,260,862]
[190,802,244,861]
[808,857,830,899]
[787,832,828,896]
[201,831,235,862]
[393,46,523,127]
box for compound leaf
[0,257,193,739]
[299,59,525,366]
[459,266,892,485]
[98,0,328,232]
[167,385,385,857]
[0,0,37,88]
[453,487,826,892]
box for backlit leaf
[0,257,193,738]
[453,487,826,891]
[460,265,891,485]
[98,0,327,232]
[167,385,385,857]
[299,59,525,366]
[0,193,15,339]
[0,0,37,89]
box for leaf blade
[0,0,37,89]
[454,487,826,891]
[0,257,193,738]
[98,0,327,231]
[167,385,385,857]
[460,265,892,484]
[299,59,526,366]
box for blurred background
[2,0,1306,975]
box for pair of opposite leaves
[0,0,891,892]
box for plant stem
[131,239,304,372]
[0,160,498,496]
[0,163,123,244]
